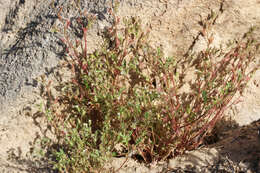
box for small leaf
[202,90,208,102]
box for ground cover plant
[38,1,259,172]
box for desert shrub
[39,3,259,172]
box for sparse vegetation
[37,1,259,172]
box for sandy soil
[0,0,259,172]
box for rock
[0,0,111,121]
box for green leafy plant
[38,3,259,172]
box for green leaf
[202,90,208,102]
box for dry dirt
[0,0,260,172]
